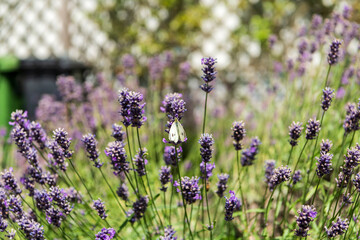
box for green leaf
[117,219,128,233]
[246,208,265,213]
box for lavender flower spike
[82,134,103,168]
[224,190,241,221]
[289,122,303,146]
[327,40,342,65]
[130,196,149,222]
[111,124,125,142]
[174,176,201,205]
[116,183,129,201]
[95,228,116,240]
[1,168,21,195]
[241,137,261,166]
[268,166,292,191]
[160,93,187,132]
[353,173,360,192]
[231,121,246,150]
[316,153,333,177]
[105,141,129,176]
[305,118,321,140]
[320,139,333,153]
[200,57,217,93]
[264,160,276,184]
[93,199,107,219]
[160,226,177,240]
[159,166,172,192]
[118,88,147,128]
[199,133,215,163]
[18,217,44,240]
[53,128,73,158]
[325,217,349,238]
[295,205,317,237]
[321,88,335,111]
[133,148,148,177]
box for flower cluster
[268,166,292,191]
[200,57,217,93]
[343,102,360,133]
[159,166,172,192]
[116,183,129,201]
[295,205,317,237]
[53,128,73,158]
[105,141,129,175]
[289,122,303,146]
[200,162,215,180]
[316,152,333,177]
[18,216,45,240]
[160,225,177,240]
[353,173,360,192]
[160,93,187,132]
[231,121,246,150]
[1,168,22,195]
[56,75,83,102]
[325,217,349,238]
[292,170,302,185]
[129,196,149,223]
[320,139,333,153]
[321,88,335,111]
[305,118,321,140]
[133,148,148,177]
[224,190,241,221]
[111,124,125,142]
[48,140,67,171]
[82,134,103,168]
[163,146,182,166]
[327,40,342,65]
[174,176,201,205]
[93,199,107,219]
[118,88,146,128]
[241,137,261,166]
[216,174,229,198]
[95,228,116,240]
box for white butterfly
[169,118,186,144]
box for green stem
[311,177,321,205]
[342,193,360,239]
[202,92,208,134]
[292,140,309,175]
[126,127,139,194]
[68,158,94,200]
[263,188,276,237]
[324,65,331,88]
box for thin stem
[203,162,213,239]
[263,188,276,237]
[202,92,208,134]
[176,160,194,239]
[286,146,294,166]
[292,140,309,174]
[125,127,139,194]
[273,185,282,238]
[324,65,332,88]
[334,134,347,175]
[236,150,249,227]
[169,179,174,226]
[136,128,164,228]
[311,177,321,205]
[68,159,94,200]
[342,193,360,239]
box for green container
[0,56,20,128]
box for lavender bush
[1,4,360,240]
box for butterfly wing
[177,120,186,142]
[169,121,179,143]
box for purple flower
[20,176,35,197]
[111,124,125,142]
[341,193,353,207]
[325,217,349,237]
[118,88,147,128]
[200,57,217,93]
[305,118,321,140]
[343,103,360,133]
[320,139,333,153]
[200,161,215,180]
[295,205,317,237]
[0,190,9,218]
[116,183,129,201]
[18,216,44,240]
[159,166,172,192]
[216,173,229,198]
[93,199,107,219]
[65,188,82,204]
[28,121,47,149]
[48,140,67,171]
[133,148,148,177]
[327,40,342,65]
[34,189,52,211]
[311,14,322,30]
[336,170,350,188]
[321,88,335,111]
[224,190,241,221]
[160,93,187,132]
[231,121,246,150]
[342,5,352,19]
[53,128,73,159]
[160,226,177,240]
[241,137,261,166]
[5,229,15,239]
[268,34,277,49]
[199,133,215,163]
[56,75,83,102]
[343,146,360,170]
[105,141,129,176]
[1,168,21,195]
[163,146,181,166]
[9,110,29,129]
[95,227,116,240]
[174,176,201,205]
[82,134,103,168]
[129,196,149,222]
[268,166,291,191]
[353,172,360,192]
[46,207,63,227]
[316,153,333,177]
[298,39,308,55]
[8,195,23,219]
[264,160,276,184]
[289,122,303,146]
[49,186,72,215]
[293,170,302,185]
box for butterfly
[169,118,186,144]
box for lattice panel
[0,0,114,68]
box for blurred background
[0,0,359,128]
